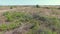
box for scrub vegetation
[0,6,60,34]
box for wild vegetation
[0,6,60,34]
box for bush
[10,6,13,9]
[36,5,40,8]
[0,22,21,31]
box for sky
[0,0,60,5]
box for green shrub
[36,5,40,8]
[0,11,33,31]
[10,6,13,9]
[0,22,21,31]
[0,24,7,31]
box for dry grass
[0,6,60,34]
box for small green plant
[0,24,7,31]
[0,22,21,31]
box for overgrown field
[0,6,60,34]
[0,11,60,34]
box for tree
[36,5,40,8]
[10,6,13,9]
